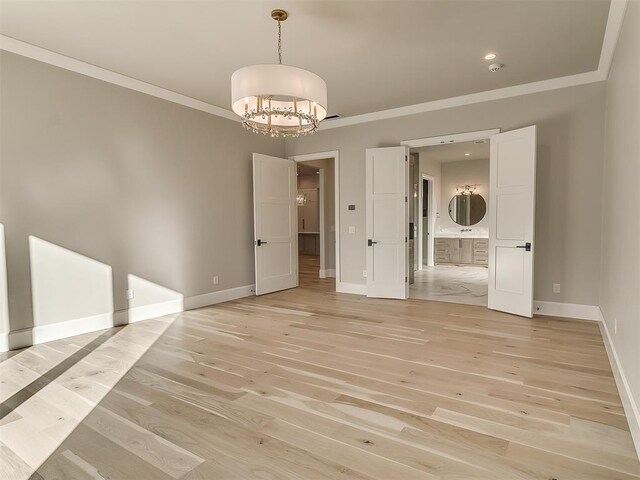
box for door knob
[256,239,268,246]
[368,239,378,246]
[516,242,531,252]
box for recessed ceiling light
[484,53,497,60]
[465,153,470,156]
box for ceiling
[0,1,611,118]
[297,163,319,176]
[415,140,489,163]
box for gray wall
[286,82,607,305]
[600,0,640,438]
[0,51,285,332]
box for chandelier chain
[277,19,282,64]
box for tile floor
[410,265,488,306]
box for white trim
[32,312,114,344]
[7,328,33,350]
[184,284,255,310]
[598,0,629,78]
[533,300,602,321]
[418,174,436,269]
[127,299,183,324]
[0,35,238,122]
[531,299,640,459]
[319,169,326,272]
[402,129,500,148]
[7,312,114,349]
[113,310,129,327]
[2,284,255,351]
[289,151,340,288]
[319,269,336,279]
[1,0,625,130]
[2,0,626,132]
[319,72,604,130]
[599,309,640,460]
[336,282,366,296]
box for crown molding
[0,35,239,122]
[318,0,627,130]
[319,71,605,130]
[598,0,629,78]
[0,1,627,129]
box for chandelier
[231,9,328,137]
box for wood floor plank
[2,255,637,479]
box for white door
[365,146,409,299]
[253,153,298,295]
[488,126,537,317]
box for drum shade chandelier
[231,9,327,137]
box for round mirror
[448,193,486,226]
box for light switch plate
[553,283,561,294]
[348,226,356,234]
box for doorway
[407,139,491,306]
[295,158,336,287]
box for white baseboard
[7,328,32,350]
[184,284,255,310]
[336,282,367,295]
[599,309,640,460]
[127,299,184,324]
[7,312,114,350]
[533,300,602,321]
[319,269,336,279]
[1,284,256,352]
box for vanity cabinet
[435,237,488,266]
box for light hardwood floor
[1,256,638,479]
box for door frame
[401,128,500,302]
[400,129,501,149]
[418,174,435,269]
[288,150,340,288]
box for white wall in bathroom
[439,159,490,232]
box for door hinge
[405,196,408,203]
[405,237,407,243]
[405,276,408,283]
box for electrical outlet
[126,289,135,300]
[362,270,367,278]
[553,283,561,294]
[213,276,219,286]
[614,317,618,334]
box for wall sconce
[296,191,307,206]
[456,184,479,195]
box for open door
[488,126,536,317]
[365,146,409,299]
[253,153,298,295]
